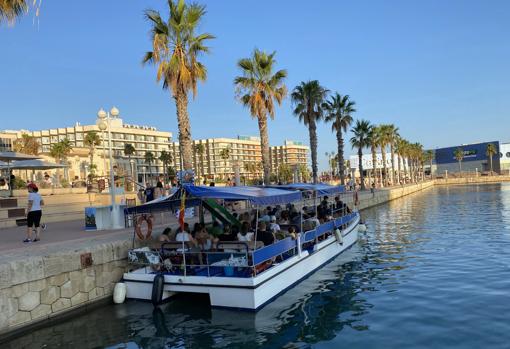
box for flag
[179,189,186,231]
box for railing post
[297,233,302,256]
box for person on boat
[218,224,236,242]
[278,210,290,224]
[209,221,224,239]
[237,221,254,242]
[175,223,196,247]
[286,225,298,240]
[269,216,281,233]
[303,211,320,231]
[290,211,301,227]
[259,208,270,222]
[158,227,173,242]
[256,221,275,247]
[196,224,218,250]
[154,181,165,199]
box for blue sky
[2,0,510,170]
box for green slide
[203,199,241,227]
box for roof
[0,152,40,162]
[265,183,345,196]
[0,159,65,170]
[182,185,302,206]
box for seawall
[0,180,435,338]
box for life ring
[135,215,153,240]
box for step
[0,198,18,208]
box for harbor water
[4,184,510,349]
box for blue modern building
[432,141,500,174]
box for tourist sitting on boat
[286,225,298,240]
[174,223,197,250]
[195,224,217,250]
[290,211,301,227]
[218,224,236,242]
[269,216,281,233]
[278,210,290,224]
[158,227,173,242]
[238,221,254,242]
[256,221,275,247]
[303,211,320,231]
[334,196,351,216]
[259,208,271,222]
[209,221,224,239]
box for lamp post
[97,106,123,229]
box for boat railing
[132,212,359,278]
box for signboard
[85,207,97,231]
[435,141,499,164]
[177,169,195,185]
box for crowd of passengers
[158,195,352,250]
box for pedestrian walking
[24,183,44,243]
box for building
[2,116,173,183]
[498,142,510,173]
[0,133,15,152]
[433,141,500,175]
[349,152,408,178]
[170,136,309,181]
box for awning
[265,183,346,196]
[0,152,40,162]
[0,159,66,170]
[183,185,302,206]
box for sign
[177,169,195,185]
[85,207,97,230]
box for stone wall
[0,238,133,337]
[434,175,510,186]
[0,181,435,337]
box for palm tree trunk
[337,129,346,185]
[200,153,205,183]
[309,121,319,184]
[371,146,377,187]
[257,115,271,184]
[429,159,433,178]
[380,145,387,185]
[174,89,193,170]
[458,160,462,173]
[490,156,493,173]
[397,153,401,184]
[390,143,395,185]
[358,147,365,190]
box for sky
[1,0,510,171]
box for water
[5,184,510,349]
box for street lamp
[96,106,123,229]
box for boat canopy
[266,183,345,196]
[182,185,302,206]
[124,185,302,215]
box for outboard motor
[152,274,165,307]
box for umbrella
[0,159,65,170]
[0,152,40,196]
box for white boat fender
[358,223,367,232]
[334,228,343,244]
[113,282,127,304]
[152,274,165,307]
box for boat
[122,184,360,311]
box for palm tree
[486,143,496,174]
[49,138,72,184]
[13,134,39,155]
[425,149,434,178]
[123,142,136,174]
[234,49,287,184]
[395,137,405,184]
[385,124,399,184]
[159,150,173,184]
[0,0,27,24]
[142,0,214,171]
[144,151,155,185]
[291,80,329,184]
[350,120,371,190]
[194,143,205,183]
[454,147,464,174]
[368,125,381,186]
[84,131,101,176]
[219,147,231,180]
[378,124,394,185]
[324,93,355,185]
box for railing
[130,212,359,279]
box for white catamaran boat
[123,183,360,311]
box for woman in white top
[25,183,44,243]
[237,222,254,242]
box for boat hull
[124,214,359,310]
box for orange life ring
[135,215,153,240]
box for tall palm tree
[159,150,173,184]
[454,147,464,174]
[426,149,434,178]
[194,143,205,183]
[144,151,155,185]
[385,124,399,184]
[291,80,329,184]
[368,125,381,186]
[324,93,355,185]
[142,0,214,171]
[350,119,371,190]
[49,138,72,183]
[84,131,101,176]
[378,124,393,185]
[395,137,405,184]
[486,143,496,174]
[234,49,287,184]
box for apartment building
[170,136,309,181]
[0,133,15,152]
[3,117,172,182]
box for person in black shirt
[218,224,236,242]
[256,221,275,246]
